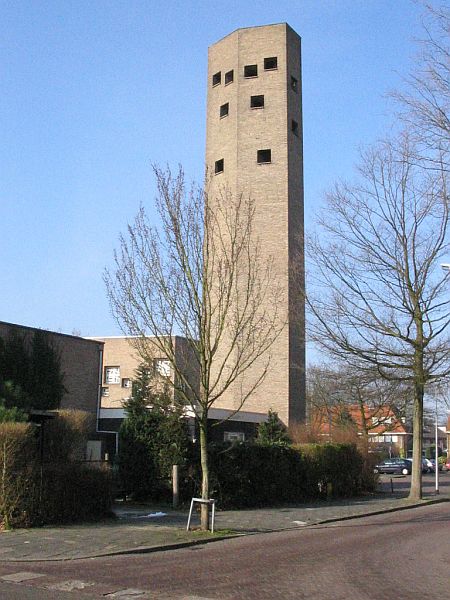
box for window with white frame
[105,366,120,384]
[101,387,109,397]
[154,359,171,378]
[224,431,245,442]
[122,378,132,389]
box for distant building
[422,424,447,457]
[311,404,410,456]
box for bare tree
[307,363,410,441]
[307,134,450,500]
[104,166,282,529]
[392,2,450,164]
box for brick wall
[0,320,102,416]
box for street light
[435,263,450,492]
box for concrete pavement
[0,475,448,562]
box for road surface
[0,502,448,599]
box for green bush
[38,462,112,524]
[185,442,373,509]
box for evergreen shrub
[186,442,373,508]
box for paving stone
[1,571,45,582]
[47,579,94,591]
[104,589,149,598]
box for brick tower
[205,23,305,425]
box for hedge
[184,442,376,509]
[0,416,112,529]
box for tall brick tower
[206,23,305,426]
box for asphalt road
[0,502,448,599]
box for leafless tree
[392,2,450,166]
[307,363,410,441]
[104,166,282,529]
[307,134,450,500]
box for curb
[3,495,449,563]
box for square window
[257,149,271,164]
[225,70,234,85]
[264,56,278,70]
[250,95,264,109]
[122,378,132,389]
[154,358,171,378]
[212,71,221,86]
[101,386,109,397]
[105,366,120,384]
[291,75,298,92]
[244,64,258,78]
[215,158,224,174]
[291,119,299,136]
[220,102,229,118]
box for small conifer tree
[256,409,291,447]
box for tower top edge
[209,22,300,49]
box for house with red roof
[311,404,410,456]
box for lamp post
[436,263,450,492]
[434,396,439,495]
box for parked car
[423,458,434,473]
[442,459,450,472]
[429,459,442,472]
[405,458,430,473]
[374,459,412,475]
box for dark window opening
[215,158,224,174]
[291,119,299,136]
[212,71,221,86]
[291,76,298,92]
[257,149,271,164]
[264,56,278,70]
[250,95,264,109]
[225,70,234,85]
[220,103,229,118]
[244,64,258,78]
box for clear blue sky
[1,0,425,339]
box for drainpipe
[95,344,119,458]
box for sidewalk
[0,485,448,562]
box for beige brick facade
[92,336,199,411]
[206,24,305,425]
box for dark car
[405,458,430,473]
[374,459,412,475]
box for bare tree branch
[307,133,450,501]
[104,165,283,529]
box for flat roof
[0,320,104,345]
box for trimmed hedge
[185,442,375,509]
[0,416,112,529]
[37,462,112,525]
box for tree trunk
[199,414,209,530]
[409,349,424,501]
